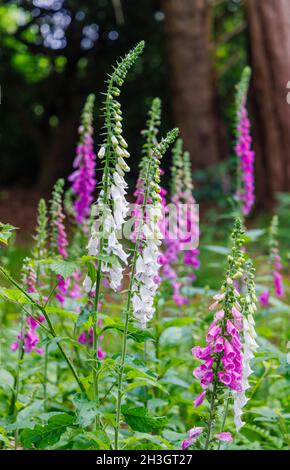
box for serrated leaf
[73,394,97,428]
[121,405,168,433]
[50,261,79,280]
[21,413,74,449]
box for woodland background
[1,0,290,235]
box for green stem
[43,343,49,411]
[11,311,25,450]
[0,267,85,394]
[204,382,218,450]
[217,396,229,450]
[91,79,114,417]
[114,141,154,450]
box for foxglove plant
[259,215,284,306]
[235,67,255,217]
[11,200,49,356]
[162,139,199,305]
[131,97,161,243]
[84,41,145,409]
[187,219,257,449]
[115,128,179,449]
[233,259,258,430]
[49,179,69,304]
[68,93,97,226]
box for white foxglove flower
[234,293,258,431]
[132,200,163,328]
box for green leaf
[0,369,14,392]
[121,405,168,433]
[245,229,265,242]
[46,306,78,321]
[50,261,79,280]
[73,394,97,428]
[21,413,74,449]
[76,306,92,328]
[203,245,230,255]
[0,287,38,305]
[0,223,17,246]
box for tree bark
[162,0,225,169]
[245,0,290,208]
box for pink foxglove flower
[233,260,258,431]
[235,67,255,216]
[191,221,257,445]
[68,94,96,225]
[162,142,199,305]
[11,315,45,355]
[215,432,233,443]
[181,427,204,449]
[259,290,270,307]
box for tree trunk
[245,0,290,208]
[162,0,225,169]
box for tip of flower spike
[135,40,145,52]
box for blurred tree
[245,0,290,207]
[162,0,225,169]
[0,0,171,190]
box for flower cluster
[181,427,233,450]
[259,215,284,306]
[11,315,45,355]
[162,139,199,305]
[22,260,37,294]
[132,129,178,327]
[78,326,106,360]
[234,260,258,430]
[235,67,255,216]
[50,179,69,304]
[33,198,48,261]
[192,297,244,395]
[86,42,144,293]
[191,220,257,445]
[68,94,97,225]
[132,97,161,243]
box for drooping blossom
[259,290,270,307]
[84,44,145,294]
[68,94,96,225]
[11,315,45,355]
[50,179,69,304]
[132,130,178,328]
[162,140,199,305]
[78,326,106,360]
[181,427,204,450]
[191,221,257,445]
[215,432,233,443]
[235,67,255,216]
[233,260,258,431]
[22,261,37,294]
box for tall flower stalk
[235,67,255,217]
[259,215,284,306]
[184,219,257,449]
[68,93,96,227]
[85,41,145,411]
[50,179,69,304]
[131,97,161,242]
[114,128,179,450]
[162,139,199,305]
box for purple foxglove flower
[215,432,233,443]
[193,391,206,408]
[259,290,270,307]
[181,438,193,450]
